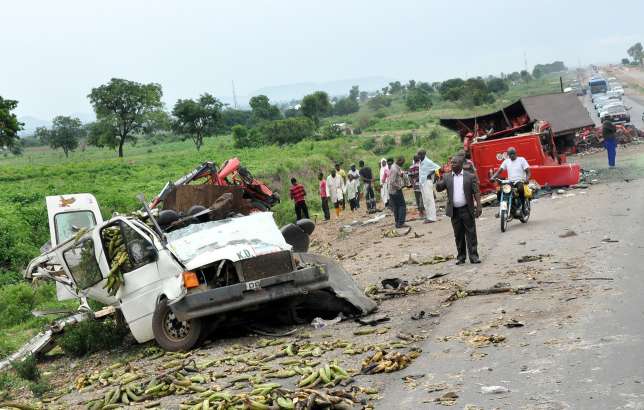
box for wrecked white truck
[22,191,376,352]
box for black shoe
[455,259,466,265]
[470,258,481,264]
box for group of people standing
[289,150,443,228]
[289,149,484,265]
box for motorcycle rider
[490,147,531,212]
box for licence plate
[500,202,508,211]
[245,280,262,291]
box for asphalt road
[376,146,644,408]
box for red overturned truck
[440,92,594,193]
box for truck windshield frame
[54,211,97,244]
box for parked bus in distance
[589,78,608,95]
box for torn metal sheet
[296,253,377,315]
[0,312,90,372]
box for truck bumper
[169,265,330,321]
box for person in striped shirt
[289,178,309,221]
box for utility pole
[231,80,238,109]
[524,51,528,73]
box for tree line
[0,60,565,157]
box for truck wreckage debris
[5,162,376,370]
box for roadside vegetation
[0,65,570,364]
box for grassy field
[0,73,566,360]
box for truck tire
[152,299,203,351]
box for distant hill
[18,112,95,136]
[18,116,50,136]
[244,76,394,105]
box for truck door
[57,232,116,306]
[46,194,104,301]
[103,219,182,343]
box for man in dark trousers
[318,172,330,221]
[359,160,376,213]
[436,156,482,264]
[289,177,309,221]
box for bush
[318,124,343,140]
[361,137,376,151]
[11,354,40,381]
[0,283,56,327]
[29,378,50,397]
[400,133,414,146]
[260,117,316,145]
[382,135,396,147]
[58,319,128,357]
[374,110,387,119]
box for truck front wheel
[152,299,203,351]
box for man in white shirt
[490,147,531,211]
[417,149,440,223]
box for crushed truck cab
[25,194,375,351]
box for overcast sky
[2,0,642,119]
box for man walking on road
[388,156,408,229]
[602,119,620,168]
[359,160,376,213]
[436,156,482,264]
[289,177,309,221]
[418,149,440,223]
[318,172,330,221]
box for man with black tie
[436,156,482,264]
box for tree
[333,97,360,115]
[532,66,544,79]
[0,96,23,149]
[222,109,252,131]
[407,80,416,90]
[259,117,315,145]
[520,70,532,82]
[439,78,466,101]
[301,91,331,127]
[48,116,84,157]
[367,94,392,111]
[487,77,509,94]
[172,93,223,151]
[627,42,643,66]
[405,88,433,111]
[621,58,631,65]
[388,81,404,94]
[34,126,50,145]
[249,95,281,124]
[349,85,360,101]
[284,107,301,118]
[232,124,263,148]
[359,91,369,102]
[417,82,434,94]
[88,78,163,157]
[142,110,171,137]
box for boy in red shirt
[289,178,309,221]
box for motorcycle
[494,178,532,232]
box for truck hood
[166,212,291,270]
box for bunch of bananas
[360,349,421,374]
[102,227,128,296]
[297,363,350,389]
